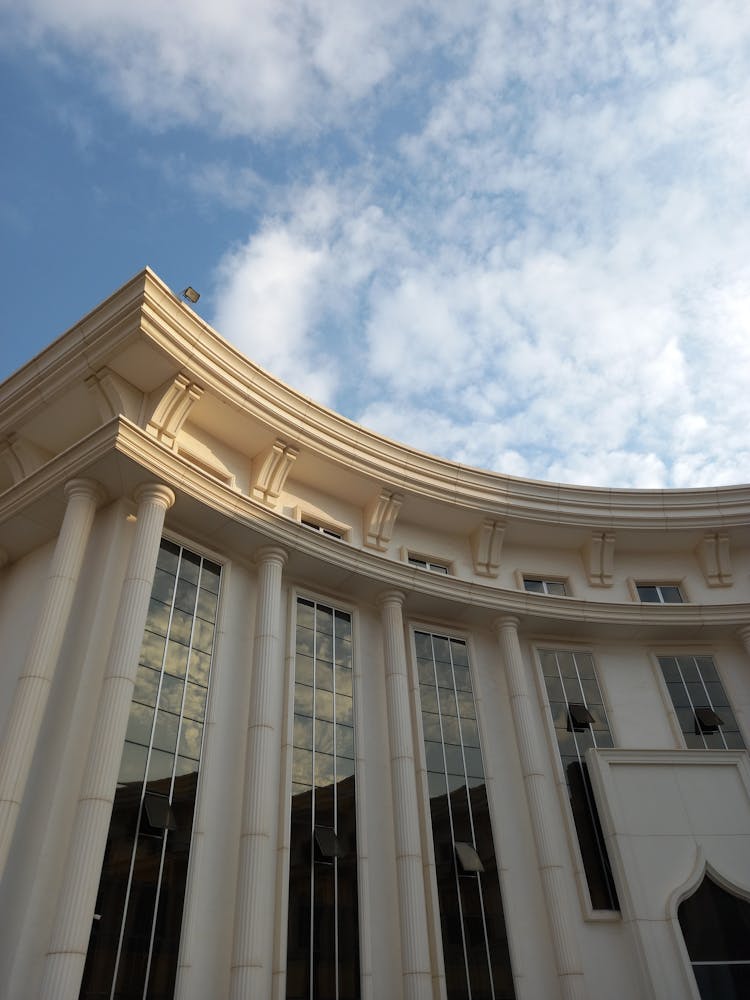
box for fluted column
[378,590,432,1000]
[0,477,102,877]
[230,545,288,1000]
[493,616,587,1000]
[40,483,175,1000]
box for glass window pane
[174,755,199,779]
[192,618,215,654]
[118,741,148,785]
[314,752,335,787]
[335,665,352,697]
[317,661,334,693]
[336,724,354,759]
[557,652,577,677]
[174,578,197,615]
[334,639,352,669]
[294,714,313,750]
[199,561,221,595]
[547,581,567,596]
[316,633,333,663]
[695,656,718,681]
[524,579,544,593]
[145,598,171,636]
[159,675,184,714]
[315,689,334,723]
[296,599,315,628]
[444,745,464,776]
[637,585,659,602]
[456,690,475,719]
[296,626,314,657]
[294,684,314,717]
[315,605,334,635]
[179,720,203,759]
[315,719,335,755]
[464,748,484,778]
[183,682,208,722]
[414,632,432,658]
[157,541,180,574]
[153,712,180,754]
[165,639,190,679]
[677,656,699,682]
[658,657,680,681]
[450,640,469,666]
[292,747,313,785]
[418,658,436,685]
[169,609,194,646]
[147,748,174,785]
[188,649,211,687]
[422,712,442,741]
[336,756,355,780]
[335,693,352,725]
[661,586,682,603]
[540,650,559,677]
[460,718,480,747]
[134,665,160,707]
[126,703,155,747]
[441,716,461,745]
[140,631,166,670]
[439,687,458,717]
[563,675,583,701]
[427,770,447,799]
[425,741,444,771]
[178,551,201,585]
[419,684,439,713]
[334,613,352,640]
[432,636,451,662]
[295,654,315,687]
[196,588,218,623]
[435,662,453,688]
[576,653,595,679]
[453,665,472,692]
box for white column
[378,590,432,1000]
[230,545,288,1000]
[493,616,587,1000]
[39,483,175,1000]
[0,477,102,876]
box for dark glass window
[523,578,566,596]
[415,630,516,1000]
[637,584,683,603]
[679,876,750,998]
[409,555,450,574]
[539,649,619,911]
[658,656,745,750]
[287,598,359,1000]
[301,519,343,540]
[79,541,221,1000]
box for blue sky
[1,0,749,488]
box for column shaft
[39,483,175,1000]
[230,546,287,1000]
[0,478,101,875]
[379,591,432,1000]
[494,617,587,1000]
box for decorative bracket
[85,367,143,423]
[146,374,204,449]
[250,439,299,507]
[695,532,732,587]
[582,531,615,587]
[363,489,403,551]
[470,519,505,578]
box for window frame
[652,650,746,751]
[515,569,571,597]
[629,578,687,603]
[406,551,452,575]
[532,643,621,921]
[293,505,351,542]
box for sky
[1,0,750,489]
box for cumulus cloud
[8,0,750,486]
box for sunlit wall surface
[415,631,515,1000]
[287,598,359,1000]
[79,540,221,1000]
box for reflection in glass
[658,655,745,750]
[79,541,221,1000]
[415,630,516,1000]
[540,649,619,910]
[287,598,359,1000]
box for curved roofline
[3,266,750,529]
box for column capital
[492,614,521,635]
[253,544,288,568]
[133,482,176,510]
[377,588,406,610]
[64,477,105,504]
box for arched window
[678,875,750,998]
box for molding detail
[363,488,403,551]
[85,367,143,423]
[0,434,49,484]
[145,374,204,449]
[582,531,615,587]
[470,518,505,578]
[250,439,299,507]
[695,532,733,587]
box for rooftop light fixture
[181,286,200,304]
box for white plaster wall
[595,644,677,750]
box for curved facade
[0,268,749,1000]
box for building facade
[0,268,748,1000]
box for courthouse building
[0,268,748,1000]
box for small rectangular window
[524,578,567,596]
[637,584,683,603]
[408,555,449,574]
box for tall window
[539,649,619,911]
[415,631,515,1000]
[658,655,745,750]
[80,539,221,1000]
[679,876,750,998]
[287,598,359,1000]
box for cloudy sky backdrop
[2,0,749,487]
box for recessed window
[524,578,567,596]
[414,630,516,997]
[679,876,750,998]
[636,584,683,603]
[539,649,619,911]
[658,655,745,750]
[408,555,450,575]
[301,518,343,540]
